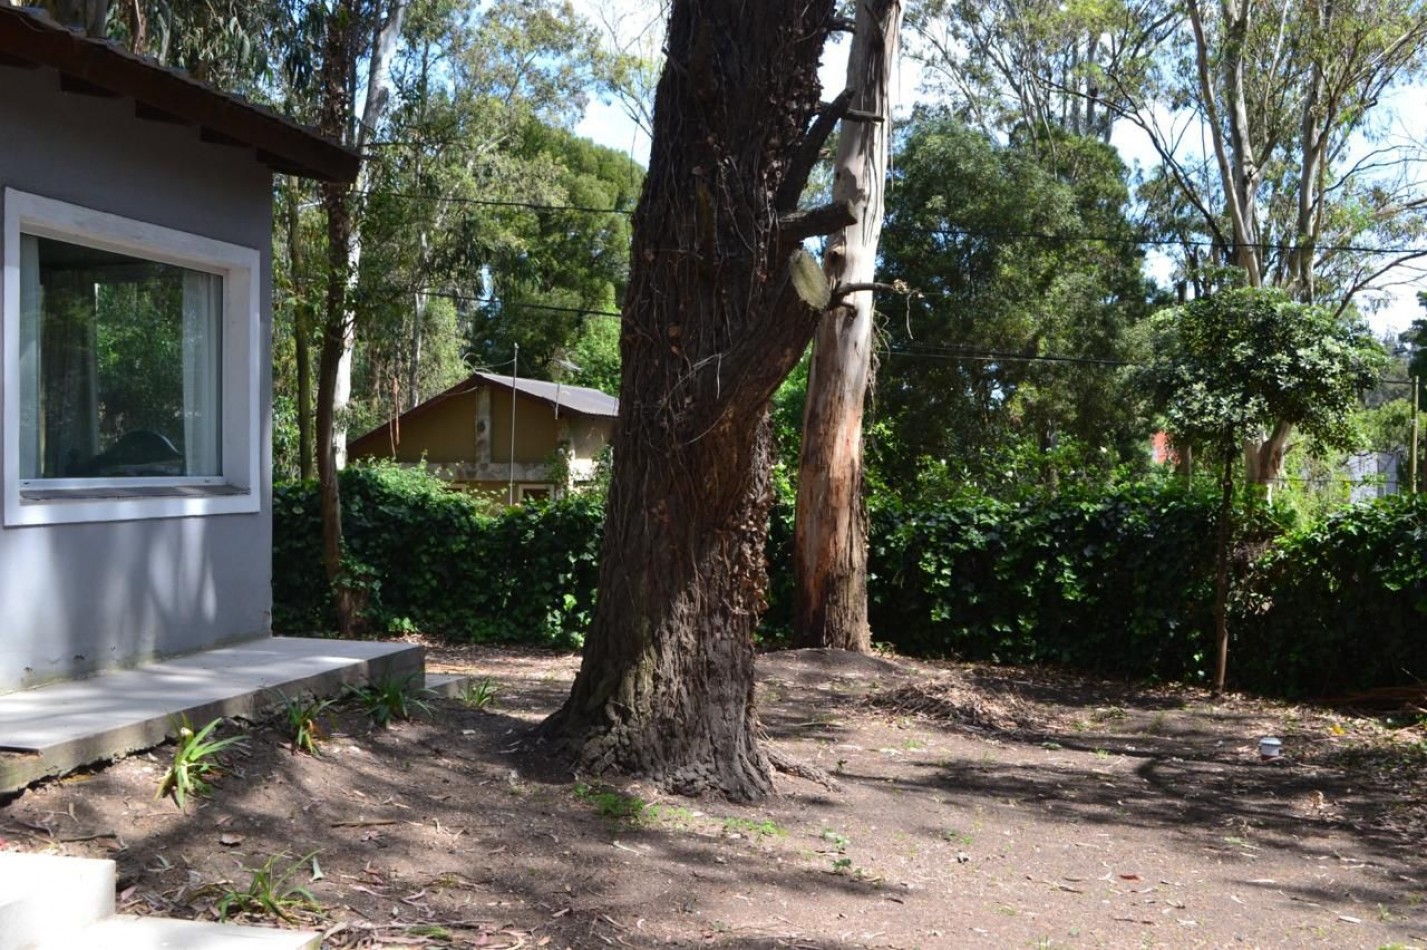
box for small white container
[1258,737,1282,758]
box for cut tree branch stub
[779,200,858,246]
[831,280,903,302]
[775,90,853,212]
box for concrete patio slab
[0,637,422,794]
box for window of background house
[4,189,261,525]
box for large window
[4,190,261,525]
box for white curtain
[181,271,222,476]
[18,235,41,479]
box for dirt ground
[2,643,1425,950]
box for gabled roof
[0,6,358,183]
[347,372,619,453]
[470,372,619,419]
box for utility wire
[358,187,1427,256]
[358,188,633,216]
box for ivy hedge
[859,481,1231,682]
[273,464,602,647]
[1232,494,1427,696]
[274,466,1427,698]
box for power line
[359,188,633,216]
[889,345,1135,367]
[887,225,1427,257]
[419,287,622,319]
[358,187,1427,256]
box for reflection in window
[18,234,222,479]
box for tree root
[766,747,840,791]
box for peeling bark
[792,0,903,653]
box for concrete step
[0,852,115,950]
[0,853,319,950]
[32,915,321,950]
[1,636,424,792]
[423,672,472,699]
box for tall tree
[792,0,904,652]
[1114,0,1427,486]
[908,0,1172,143]
[874,114,1155,492]
[538,0,847,800]
[1139,288,1385,691]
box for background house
[348,372,618,501]
[0,7,357,694]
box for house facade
[0,8,356,694]
[348,372,618,501]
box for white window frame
[3,189,261,525]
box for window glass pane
[19,235,223,479]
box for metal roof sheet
[470,372,620,418]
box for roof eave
[0,10,359,183]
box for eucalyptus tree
[907,0,1173,143]
[792,0,904,652]
[1109,0,1427,485]
[347,1,632,434]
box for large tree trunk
[284,183,315,482]
[792,0,903,652]
[538,0,840,801]
[1243,418,1293,490]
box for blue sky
[575,19,1426,339]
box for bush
[861,480,1229,682]
[272,463,602,647]
[1232,494,1427,696]
[275,464,1426,698]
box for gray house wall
[0,65,275,693]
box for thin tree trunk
[539,0,841,801]
[1212,446,1235,694]
[409,290,424,410]
[316,0,359,636]
[1188,0,1261,287]
[793,0,902,653]
[287,183,315,482]
[332,0,408,470]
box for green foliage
[573,783,650,823]
[272,462,603,645]
[216,852,321,924]
[270,690,336,756]
[346,674,434,727]
[875,113,1157,490]
[457,677,500,710]
[1232,494,1427,696]
[157,716,247,809]
[860,478,1245,681]
[1139,288,1386,459]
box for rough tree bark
[538,0,844,801]
[792,0,903,652]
